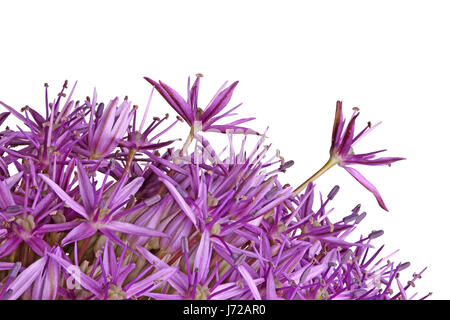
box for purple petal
[100,100,133,155]
[193,230,211,283]
[0,111,10,126]
[46,252,103,298]
[35,221,83,234]
[237,264,262,300]
[342,166,389,211]
[104,221,168,238]
[0,262,16,271]
[5,171,23,189]
[331,100,343,149]
[113,177,144,206]
[200,81,238,122]
[0,236,22,258]
[136,246,188,294]
[0,180,15,208]
[7,257,48,300]
[41,250,62,300]
[25,237,51,257]
[159,178,197,226]
[144,77,192,124]
[265,269,281,300]
[344,156,405,166]
[75,159,95,212]
[38,174,88,219]
[0,101,38,130]
[90,97,119,155]
[338,112,359,156]
[61,222,97,247]
[126,267,177,298]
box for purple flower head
[329,101,405,211]
[144,75,259,135]
[0,77,427,300]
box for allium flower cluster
[0,77,428,300]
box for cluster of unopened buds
[0,75,429,300]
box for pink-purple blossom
[0,77,428,300]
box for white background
[0,0,449,299]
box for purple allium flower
[294,101,404,211]
[0,77,428,300]
[144,75,259,137]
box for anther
[355,212,367,224]
[343,213,358,224]
[328,262,337,267]
[369,230,384,240]
[264,187,279,200]
[5,205,22,213]
[279,160,294,172]
[352,204,361,214]
[397,262,410,272]
[181,237,188,253]
[327,185,340,200]
[10,262,21,278]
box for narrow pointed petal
[35,221,83,234]
[105,221,168,238]
[0,236,22,258]
[113,177,144,206]
[76,159,95,212]
[238,265,262,300]
[39,174,88,219]
[0,111,10,126]
[25,237,51,257]
[90,97,119,156]
[193,230,211,283]
[266,269,281,300]
[61,222,97,246]
[331,100,343,148]
[5,172,23,189]
[0,180,15,208]
[7,257,48,300]
[126,267,177,298]
[159,178,197,226]
[343,166,389,211]
[46,252,103,298]
[41,250,62,300]
[200,81,239,122]
[144,77,192,124]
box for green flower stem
[293,156,339,196]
